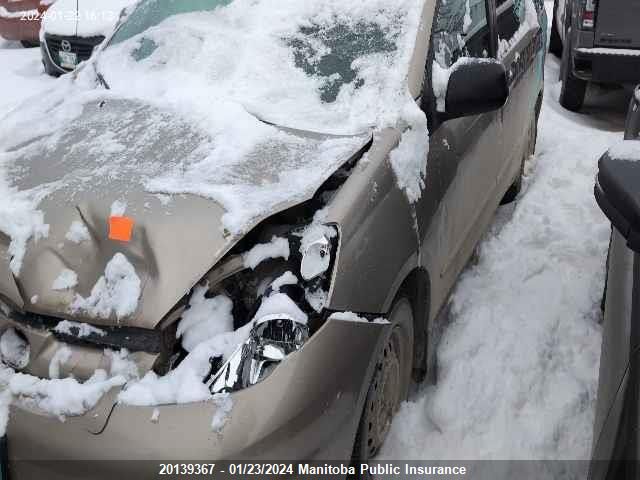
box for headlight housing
[192,222,339,394]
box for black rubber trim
[9,311,162,354]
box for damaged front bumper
[4,314,388,480]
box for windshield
[109,0,232,46]
[97,0,423,135]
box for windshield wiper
[93,63,110,90]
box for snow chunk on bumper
[9,369,126,418]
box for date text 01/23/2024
[157,463,469,477]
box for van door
[496,0,544,192]
[416,0,503,316]
[595,0,640,49]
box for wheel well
[396,267,432,382]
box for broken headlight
[207,316,309,393]
[198,223,338,394]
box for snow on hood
[43,0,137,38]
[0,0,427,323]
[607,140,640,162]
[0,95,368,326]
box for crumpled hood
[0,97,370,329]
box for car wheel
[559,35,587,112]
[351,298,414,471]
[549,0,563,57]
[20,40,39,48]
[501,110,537,204]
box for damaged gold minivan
[0,0,546,477]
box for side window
[496,0,526,43]
[432,0,492,69]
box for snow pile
[118,288,250,406]
[54,320,106,338]
[389,101,430,202]
[48,346,72,379]
[117,338,227,406]
[71,253,141,320]
[51,268,78,291]
[65,220,90,243]
[242,236,290,270]
[110,200,127,216]
[607,140,640,162]
[0,174,51,275]
[211,393,233,432]
[382,51,615,461]
[329,312,389,324]
[176,285,235,352]
[9,369,126,418]
[271,271,298,291]
[0,347,138,421]
[0,328,30,370]
[253,292,308,325]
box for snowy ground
[0,0,633,461]
[0,40,53,114]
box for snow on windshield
[98,0,423,134]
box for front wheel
[351,298,414,468]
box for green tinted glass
[109,0,231,46]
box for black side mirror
[595,151,640,252]
[624,85,640,140]
[442,59,509,120]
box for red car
[0,0,53,47]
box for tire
[559,35,587,112]
[20,40,39,48]
[549,0,563,57]
[351,298,414,469]
[501,108,538,204]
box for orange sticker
[109,216,134,242]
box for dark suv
[590,86,640,479]
[550,0,640,111]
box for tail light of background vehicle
[580,0,597,30]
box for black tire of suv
[350,298,414,476]
[559,36,587,112]
[549,0,563,57]
[20,40,39,48]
